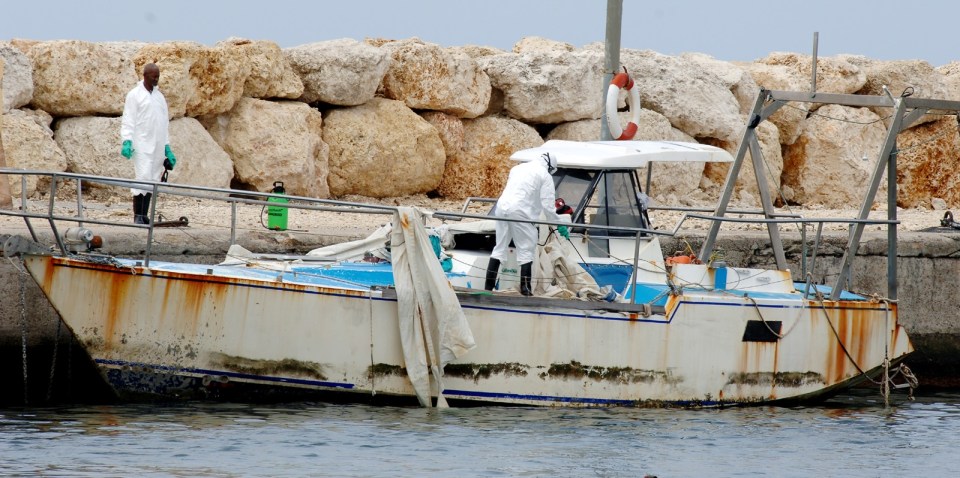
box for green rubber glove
[121,140,133,159]
[558,225,570,240]
[164,144,177,169]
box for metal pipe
[76,178,84,227]
[433,209,663,236]
[230,201,238,245]
[145,183,159,267]
[630,230,642,305]
[686,212,899,225]
[888,139,898,300]
[811,32,819,94]
[650,205,802,217]
[460,197,497,214]
[645,164,652,195]
[701,91,766,260]
[47,175,66,255]
[810,222,823,288]
[800,223,807,278]
[600,0,623,141]
[20,175,38,242]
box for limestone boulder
[738,53,866,145]
[618,49,744,143]
[477,50,605,124]
[28,40,139,116]
[751,53,866,93]
[895,116,960,208]
[55,117,128,184]
[376,39,490,118]
[842,56,949,129]
[205,98,328,198]
[513,37,575,54]
[420,111,464,158]
[781,105,887,207]
[217,38,303,99]
[2,109,67,197]
[1,42,33,112]
[135,41,250,118]
[936,62,960,101]
[438,116,543,199]
[453,45,508,60]
[165,118,235,189]
[8,39,40,54]
[701,121,782,204]
[55,116,233,192]
[284,39,390,106]
[681,52,760,115]
[547,109,706,201]
[323,98,444,198]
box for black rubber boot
[484,258,501,291]
[141,193,152,225]
[133,195,145,224]
[520,262,533,296]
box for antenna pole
[811,32,819,93]
[601,0,623,140]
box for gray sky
[6,0,958,66]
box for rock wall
[3,36,960,209]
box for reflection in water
[1,390,958,477]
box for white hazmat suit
[491,154,564,265]
[121,80,170,196]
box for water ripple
[0,390,958,477]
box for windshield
[587,170,646,235]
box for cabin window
[586,171,646,235]
[554,170,596,221]
[575,170,650,258]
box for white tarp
[306,223,392,262]
[219,244,296,271]
[533,230,617,301]
[391,207,476,407]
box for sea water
[1,389,958,477]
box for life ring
[605,71,642,140]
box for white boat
[1,116,921,406]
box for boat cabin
[445,140,732,294]
[508,139,731,256]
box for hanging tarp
[391,207,476,407]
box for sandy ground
[1,188,954,243]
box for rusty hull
[24,255,913,406]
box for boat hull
[24,255,913,407]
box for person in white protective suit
[120,63,176,224]
[485,152,569,296]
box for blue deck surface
[126,259,867,301]
[135,259,460,290]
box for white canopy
[510,139,733,169]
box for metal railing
[1,168,899,304]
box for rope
[808,283,917,400]
[13,257,30,404]
[745,295,786,339]
[46,317,61,403]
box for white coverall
[491,159,564,265]
[120,80,170,195]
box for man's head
[142,63,160,91]
[542,152,558,175]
